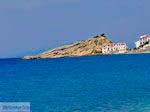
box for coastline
[22,34,150,60]
[22,51,150,60]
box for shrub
[91,50,102,54]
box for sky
[0,0,150,58]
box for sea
[0,54,150,112]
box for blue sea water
[0,54,150,112]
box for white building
[102,43,127,54]
[135,35,150,48]
[102,43,113,54]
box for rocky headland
[22,34,112,59]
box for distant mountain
[22,34,112,59]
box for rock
[22,56,38,60]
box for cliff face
[23,35,112,59]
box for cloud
[0,0,80,10]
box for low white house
[135,35,150,48]
[102,43,127,54]
[102,43,113,54]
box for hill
[22,34,112,59]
